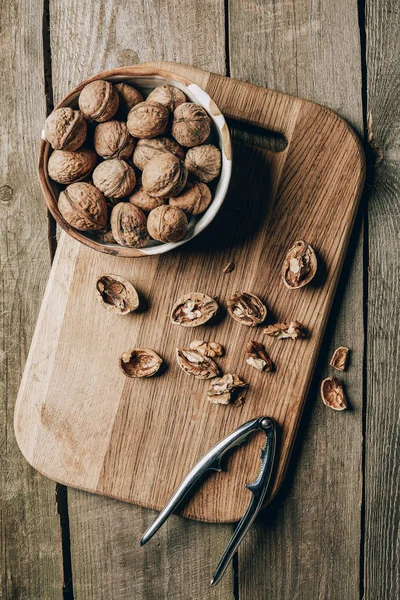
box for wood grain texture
[228,0,365,598]
[15,64,365,525]
[0,0,63,598]
[47,2,233,598]
[364,0,400,597]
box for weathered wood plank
[364,1,400,597]
[49,1,233,597]
[0,0,63,598]
[229,1,364,597]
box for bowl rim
[38,65,232,258]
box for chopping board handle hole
[226,118,288,153]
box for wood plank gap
[224,0,231,78]
[56,485,75,600]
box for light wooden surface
[16,64,364,523]
[3,1,399,599]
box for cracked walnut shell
[169,180,212,215]
[330,346,349,371]
[44,107,87,151]
[78,80,119,122]
[282,239,317,289]
[133,137,185,171]
[172,103,211,147]
[184,144,221,183]
[114,83,144,118]
[142,153,187,198]
[94,120,136,160]
[96,274,139,315]
[227,292,267,327]
[321,376,347,410]
[147,85,186,112]
[127,101,169,138]
[110,202,150,248]
[176,348,220,379]
[171,293,218,327]
[92,159,136,199]
[48,147,97,184]
[119,348,162,378]
[58,182,108,231]
[147,205,188,243]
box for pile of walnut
[44,80,222,247]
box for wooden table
[1,1,398,598]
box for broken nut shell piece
[96,274,139,315]
[227,292,267,327]
[176,348,220,379]
[207,374,248,406]
[282,239,317,289]
[330,346,349,372]
[321,376,347,411]
[189,340,224,358]
[245,341,274,372]
[171,293,218,327]
[263,320,307,339]
[119,348,162,378]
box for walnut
[94,120,136,160]
[330,346,349,371]
[176,348,220,379]
[189,340,224,358]
[245,341,274,372]
[185,144,221,182]
[44,107,87,151]
[127,101,169,138]
[171,293,218,327]
[119,348,162,378]
[172,103,211,147]
[48,148,97,184]
[94,226,116,244]
[114,82,144,118]
[321,376,347,410]
[58,182,108,231]
[92,159,136,199]
[96,274,139,315]
[147,205,188,243]
[282,240,317,289]
[78,80,119,122]
[169,180,212,215]
[142,154,187,198]
[263,321,307,339]
[133,137,185,171]
[207,374,248,406]
[110,202,150,248]
[147,85,186,112]
[227,292,267,327]
[129,186,165,212]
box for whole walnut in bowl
[142,154,187,198]
[114,83,144,118]
[58,182,108,231]
[147,205,188,243]
[78,80,119,122]
[111,202,150,248]
[146,85,186,112]
[169,181,212,215]
[44,107,87,151]
[127,101,169,138]
[172,103,211,147]
[129,187,165,212]
[185,144,221,182]
[92,159,136,199]
[94,120,136,160]
[48,148,97,184]
[133,137,185,171]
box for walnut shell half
[176,348,220,379]
[227,292,267,327]
[119,348,162,378]
[44,107,87,151]
[96,274,139,315]
[78,80,119,122]
[92,159,136,199]
[94,120,136,160]
[133,137,185,171]
[169,180,212,215]
[185,144,221,182]
[127,101,169,138]
[282,240,317,289]
[147,205,188,243]
[171,292,218,327]
[146,85,186,112]
[321,376,347,411]
[48,148,97,184]
[330,346,349,372]
[58,182,108,231]
[142,153,187,198]
[110,202,150,248]
[172,103,211,147]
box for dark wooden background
[1,0,398,598]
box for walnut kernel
[282,240,317,289]
[176,348,220,379]
[169,180,212,215]
[227,292,267,327]
[96,274,139,315]
[133,137,185,171]
[171,293,218,327]
[207,374,248,406]
[92,159,136,199]
[189,340,224,358]
[58,182,108,231]
[185,144,221,182]
[44,107,87,151]
[147,85,186,112]
[78,80,119,122]
[263,321,307,339]
[94,120,136,160]
[142,153,187,198]
[110,202,150,248]
[119,348,162,378]
[147,205,188,243]
[48,148,97,184]
[321,376,347,410]
[172,103,211,147]
[245,341,274,372]
[127,101,169,138]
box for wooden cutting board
[15,62,365,522]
